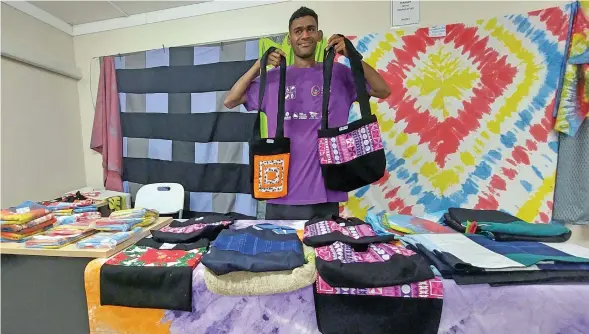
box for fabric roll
[204,245,316,296]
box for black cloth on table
[100,265,194,311]
[313,285,443,334]
[150,215,233,243]
[454,270,589,286]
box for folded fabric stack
[101,215,233,311]
[204,228,317,296]
[76,227,141,249]
[0,201,55,242]
[402,228,589,286]
[55,212,102,226]
[303,216,444,334]
[443,208,572,242]
[94,208,159,231]
[25,225,95,249]
[366,212,456,236]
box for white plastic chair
[134,183,184,218]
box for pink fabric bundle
[91,56,123,191]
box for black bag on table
[317,37,386,192]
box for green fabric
[256,35,329,138]
[477,221,570,237]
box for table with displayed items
[0,217,173,334]
[83,220,589,334]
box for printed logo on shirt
[311,85,321,97]
[285,112,291,120]
[286,85,296,100]
[309,111,320,119]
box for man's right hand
[266,49,286,67]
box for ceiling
[29,1,207,25]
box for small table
[0,217,173,334]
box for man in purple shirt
[224,7,391,219]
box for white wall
[1,3,86,207]
[74,0,565,188]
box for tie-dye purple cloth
[158,266,589,334]
[153,222,589,334]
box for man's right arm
[223,60,261,109]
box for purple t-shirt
[245,63,357,205]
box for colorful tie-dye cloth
[76,228,140,249]
[340,4,574,224]
[0,207,50,225]
[24,227,95,249]
[1,214,54,232]
[366,212,456,236]
[555,1,589,135]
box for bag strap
[321,36,371,130]
[256,47,287,139]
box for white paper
[428,25,447,38]
[392,0,420,27]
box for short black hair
[288,7,318,29]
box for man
[224,7,391,219]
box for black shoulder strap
[255,47,287,139]
[321,36,371,130]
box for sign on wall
[391,0,420,27]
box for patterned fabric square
[194,142,219,164]
[315,242,415,264]
[105,245,204,267]
[193,46,220,65]
[191,92,216,113]
[125,94,145,113]
[319,122,384,164]
[253,153,289,199]
[147,139,172,161]
[189,192,213,212]
[217,142,246,164]
[145,49,169,68]
[125,138,148,158]
[145,93,168,113]
[316,275,444,299]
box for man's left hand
[327,34,348,57]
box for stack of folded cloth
[0,201,55,242]
[366,212,456,236]
[25,225,95,249]
[443,208,572,242]
[401,230,589,286]
[203,222,317,296]
[93,208,159,231]
[76,227,141,249]
[46,199,97,216]
[55,212,102,226]
[303,216,444,334]
[101,215,233,311]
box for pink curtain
[90,56,123,191]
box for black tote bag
[317,37,386,192]
[249,47,290,199]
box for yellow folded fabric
[204,245,317,296]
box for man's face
[289,16,321,59]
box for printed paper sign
[392,1,420,27]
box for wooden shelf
[0,217,173,258]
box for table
[0,217,172,334]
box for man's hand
[267,49,286,67]
[327,34,348,57]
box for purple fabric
[245,63,357,205]
[159,220,589,333]
[162,271,589,334]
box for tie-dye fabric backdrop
[555,0,589,135]
[340,5,575,224]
